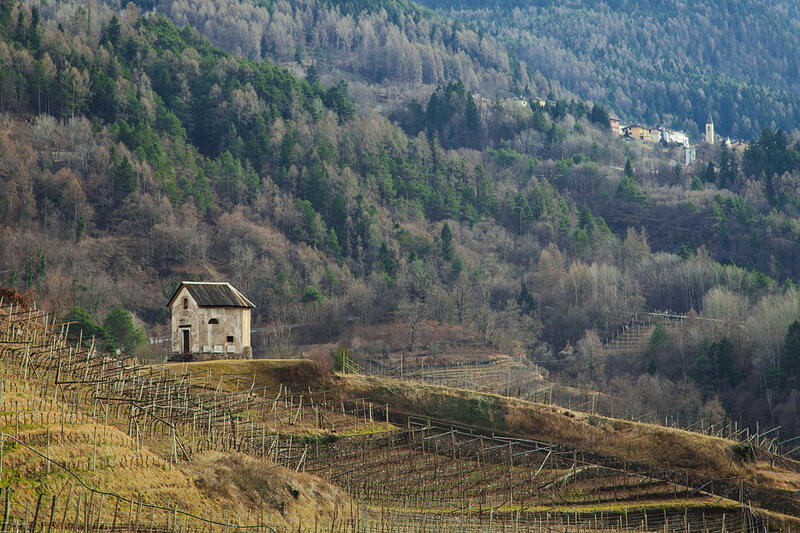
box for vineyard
[0,299,360,531]
[598,312,692,357]
[362,355,547,398]
[1,299,800,531]
[305,414,764,532]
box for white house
[660,128,690,147]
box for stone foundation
[167,347,253,363]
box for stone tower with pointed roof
[704,112,715,144]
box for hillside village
[614,112,749,165]
[480,94,748,167]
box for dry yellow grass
[0,359,352,531]
[156,360,800,491]
[159,359,325,393]
[335,374,800,520]
[8,441,349,530]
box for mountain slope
[417,0,800,138]
[92,0,534,103]
[8,0,800,446]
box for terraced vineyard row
[0,301,795,531]
[0,302,369,530]
[305,416,761,531]
[363,356,547,398]
[358,506,762,533]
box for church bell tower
[704,112,715,144]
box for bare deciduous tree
[399,259,436,352]
[258,319,296,359]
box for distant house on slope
[624,125,661,143]
[609,112,622,136]
[167,281,255,362]
[659,128,690,147]
[623,125,646,140]
[727,139,749,153]
[643,127,662,144]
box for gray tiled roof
[167,282,255,308]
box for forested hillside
[7,0,800,441]
[87,0,537,105]
[418,0,800,139]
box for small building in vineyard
[167,281,254,361]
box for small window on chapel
[227,335,234,343]
[208,318,219,324]
[182,297,188,310]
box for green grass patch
[363,497,740,516]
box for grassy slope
[337,374,799,478]
[157,360,800,489]
[160,359,329,392]
[158,360,396,437]
[153,359,800,524]
[336,374,800,517]
[2,359,351,529]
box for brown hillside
[2,378,352,530]
[299,319,516,367]
[0,311,353,531]
[335,374,800,517]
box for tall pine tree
[781,320,800,382]
[440,222,454,261]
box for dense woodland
[92,0,537,105]
[4,0,800,437]
[419,0,800,140]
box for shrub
[103,306,146,354]
[66,305,108,347]
[301,285,323,304]
[331,347,356,372]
